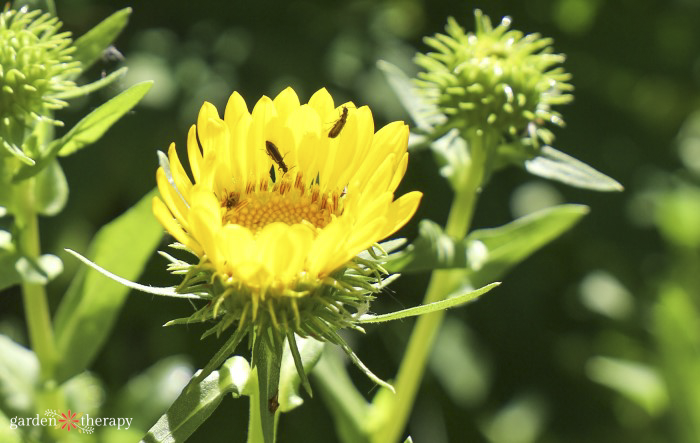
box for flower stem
[372,131,488,442]
[248,330,284,443]
[16,178,57,380]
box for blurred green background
[3,0,700,441]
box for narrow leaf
[72,8,132,71]
[141,356,250,443]
[57,81,152,157]
[377,60,445,133]
[53,67,129,100]
[12,82,153,181]
[53,189,163,382]
[525,146,623,192]
[387,204,589,287]
[357,282,500,324]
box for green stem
[372,131,488,443]
[16,178,57,380]
[248,329,284,443]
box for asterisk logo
[57,409,80,431]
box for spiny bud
[0,6,81,138]
[415,9,573,154]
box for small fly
[265,141,289,175]
[328,106,349,138]
[220,190,238,209]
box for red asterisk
[57,409,80,431]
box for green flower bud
[415,9,573,156]
[0,6,81,139]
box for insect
[265,141,289,175]
[268,392,279,413]
[220,190,238,209]
[328,106,348,138]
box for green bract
[415,9,573,156]
[0,7,80,141]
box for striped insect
[328,106,349,138]
[265,141,289,175]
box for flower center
[219,176,344,233]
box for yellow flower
[152,87,421,330]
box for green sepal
[53,189,163,382]
[12,82,153,182]
[357,282,499,324]
[278,333,324,412]
[140,356,251,443]
[386,205,589,286]
[191,325,249,385]
[524,146,623,192]
[71,8,132,72]
[1,139,34,166]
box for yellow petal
[152,196,203,255]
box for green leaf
[0,335,38,417]
[61,371,104,416]
[141,356,251,443]
[313,348,371,443]
[72,8,132,72]
[57,81,152,157]
[587,356,667,416]
[113,356,194,432]
[376,60,445,133]
[465,204,589,286]
[357,282,499,324]
[12,82,153,181]
[387,205,589,286]
[15,254,63,285]
[0,231,21,291]
[53,67,129,100]
[278,334,324,412]
[33,159,68,216]
[653,284,700,441]
[53,189,163,382]
[524,146,623,192]
[0,409,25,443]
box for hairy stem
[248,330,284,443]
[373,131,489,442]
